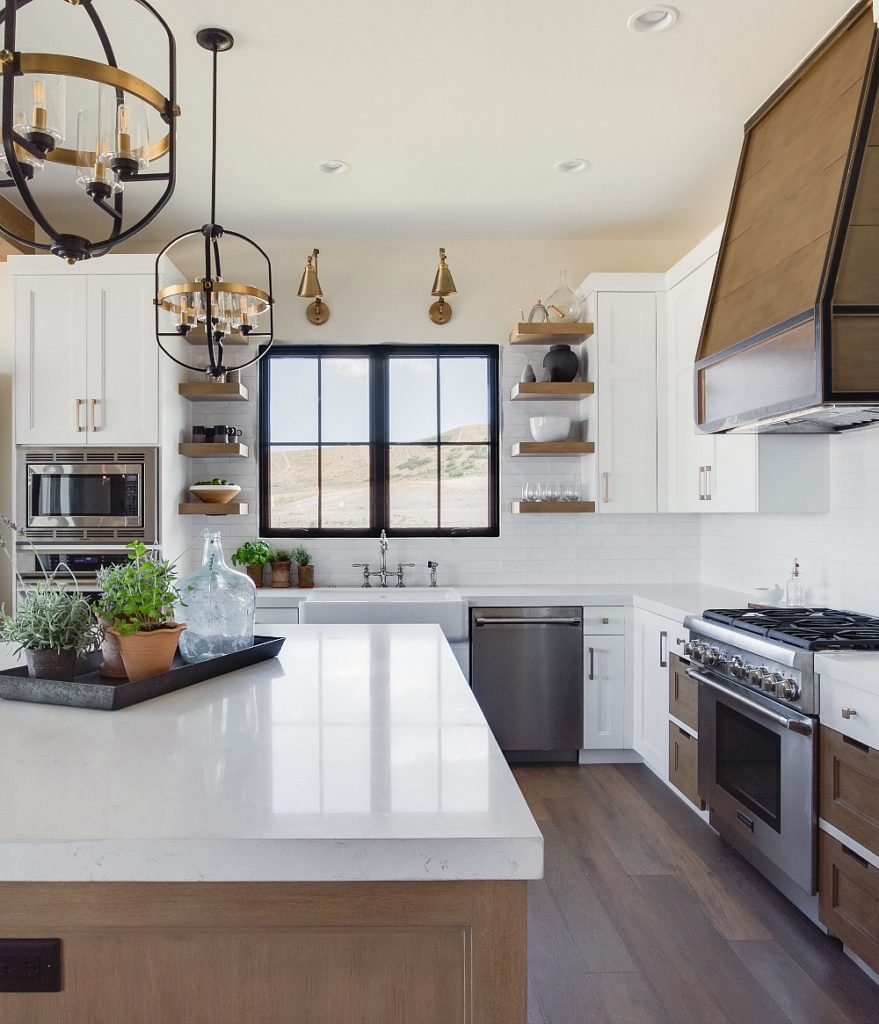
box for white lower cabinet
[583,634,626,748]
[633,607,684,781]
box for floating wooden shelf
[511,441,594,457]
[184,330,249,347]
[511,381,594,401]
[178,442,249,458]
[509,322,593,345]
[178,502,249,516]
[179,382,249,402]
[512,501,595,514]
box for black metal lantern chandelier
[0,0,178,263]
[154,28,273,381]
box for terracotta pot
[101,623,185,682]
[245,564,265,588]
[271,561,292,588]
[297,564,314,589]
[25,647,77,681]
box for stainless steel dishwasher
[470,606,583,761]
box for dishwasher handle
[474,616,582,627]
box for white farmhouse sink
[299,587,467,641]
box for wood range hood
[696,1,879,433]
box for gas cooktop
[702,607,879,651]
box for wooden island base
[0,879,527,1024]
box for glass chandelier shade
[0,0,179,263]
[154,28,274,381]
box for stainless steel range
[684,607,879,918]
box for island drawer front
[819,831,879,974]
[582,606,625,634]
[669,653,697,732]
[819,674,879,748]
[668,722,704,809]
[255,607,299,625]
[820,725,879,857]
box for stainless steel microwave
[16,448,158,542]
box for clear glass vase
[545,271,581,323]
[176,530,256,664]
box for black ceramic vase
[542,344,579,383]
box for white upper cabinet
[581,278,663,514]
[12,256,162,446]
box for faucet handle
[395,563,416,588]
[352,563,371,588]
[427,560,439,587]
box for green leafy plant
[95,541,181,636]
[271,548,292,563]
[293,546,311,567]
[231,540,271,567]
[0,580,102,657]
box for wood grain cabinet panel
[668,723,705,810]
[820,725,879,855]
[668,653,698,732]
[819,831,879,974]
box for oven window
[31,473,140,519]
[715,704,782,832]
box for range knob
[779,678,801,701]
[704,647,719,666]
[683,641,694,657]
[762,672,782,693]
[728,656,744,677]
[691,643,705,662]
[747,666,765,686]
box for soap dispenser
[785,558,806,608]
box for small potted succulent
[0,512,103,681]
[231,540,271,588]
[269,548,292,588]
[294,546,314,589]
[95,541,184,682]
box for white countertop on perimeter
[815,650,879,695]
[0,624,542,883]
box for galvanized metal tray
[0,635,285,711]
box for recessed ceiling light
[627,5,679,34]
[554,158,591,174]
[317,159,350,175]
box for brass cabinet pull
[88,398,98,432]
[602,472,609,504]
[698,466,705,500]
[705,464,712,500]
[841,707,857,719]
[588,646,595,680]
[74,398,85,432]
[659,630,668,669]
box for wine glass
[546,481,562,502]
[564,482,580,502]
[522,481,537,502]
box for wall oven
[16,448,157,543]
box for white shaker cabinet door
[633,607,678,781]
[583,634,626,749]
[85,276,159,445]
[14,275,89,445]
[595,291,657,513]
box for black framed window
[259,345,499,538]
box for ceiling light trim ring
[627,5,679,34]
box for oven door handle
[687,668,813,735]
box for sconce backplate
[307,300,331,325]
[429,299,452,325]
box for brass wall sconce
[298,248,330,324]
[429,247,457,324]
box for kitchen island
[0,624,541,1024]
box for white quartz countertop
[258,582,753,624]
[815,651,879,695]
[0,625,543,883]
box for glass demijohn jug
[545,271,581,323]
[176,530,256,663]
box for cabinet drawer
[668,723,705,809]
[819,674,879,749]
[669,653,697,732]
[820,725,879,857]
[581,606,625,635]
[819,831,879,974]
[254,607,299,625]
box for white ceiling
[8,0,860,246]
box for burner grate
[702,607,879,651]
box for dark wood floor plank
[731,939,857,1024]
[542,821,640,973]
[634,873,790,1024]
[527,878,609,1024]
[587,973,668,1024]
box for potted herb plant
[0,513,103,681]
[270,548,292,588]
[95,541,184,682]
[231,540,271,588]
[294,546,314,589]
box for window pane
[440,358,489,442]
[270,358,318,442]
[389,358,437,442]
[389,445,438,529]
[322,358,370,443]
[320,445,371,529]
[441,446,489,528]
[268,446,318,529]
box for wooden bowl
[189,484,241,504]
